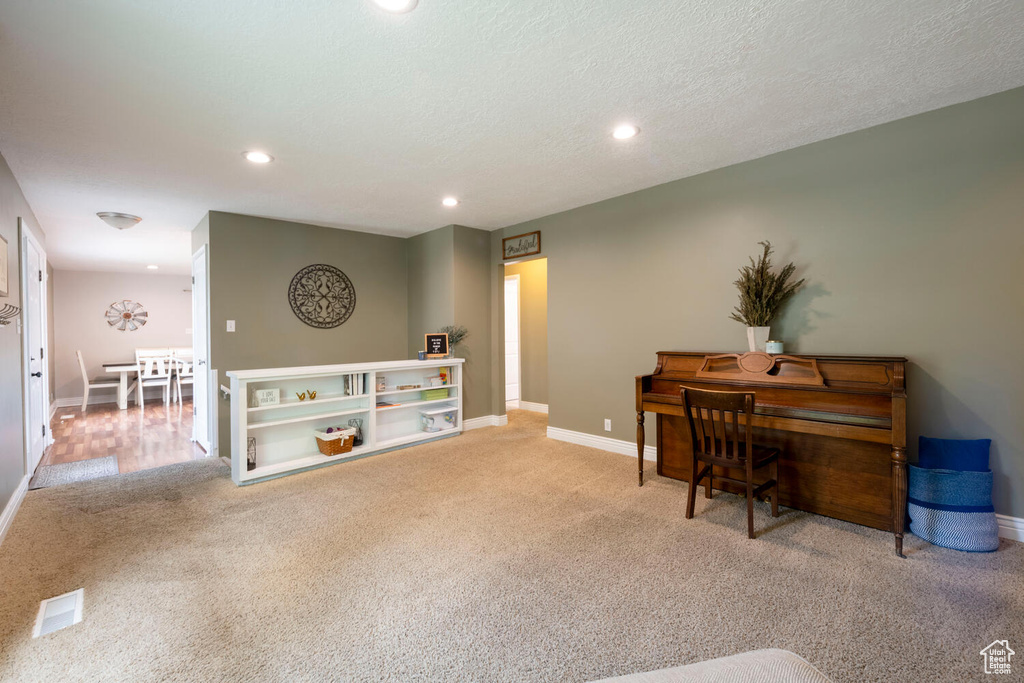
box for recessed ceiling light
[612,124,640,140]
[243,151,273,164]
[442,197,459,207]
[372,0,418,13]
[96,212,142,230]
[147,265,159,270]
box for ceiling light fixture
[442,197,459,207]
[147,265,159,270]
[612,124,640,140]
[96,212,142,230]
[243,151,274,164]
[372,0,418,13]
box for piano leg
[892,446,908,558]
[637,411,645,486]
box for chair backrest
[171,347,193,360]
[136,349,172,378]
[76,350,88,383]
[175,357,194,377]
[680,387,755,465]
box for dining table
[103,362,139,410]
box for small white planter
[746,326,771,353]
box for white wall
[53,270,193,401]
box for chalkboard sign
[424,333,449,359]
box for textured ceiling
[1,0,1023,274]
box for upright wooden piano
[635,351,908,556]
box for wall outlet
[604,418,611,432]
[226,320,235,332]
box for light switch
[226,320,235,332]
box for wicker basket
[313,428,356,456]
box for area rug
[28,455,119,490]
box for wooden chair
[681,387,780,538]
[76,350,120,412]
[135,349,173,407]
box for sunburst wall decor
[106,300,148,331]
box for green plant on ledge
[729,241,805,327]
[438,325,469,355]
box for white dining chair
[173,356,194,405]
[135,349,173,407]
[170,348,193,403]
[76,350,120,412]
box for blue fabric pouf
[908,465,999,552]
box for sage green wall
[500,86,1024,518]
[452,225,492,420]
[407,226,454,356]
[0,152,46,515]
[489,231,506,417]
[208,211,409,457]
[503,258,548,406]
[405,225,493,419]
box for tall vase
[746,326,770,353]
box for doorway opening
[29,238,208,488]
[503,258,548,423]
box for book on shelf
[375,399,400,408]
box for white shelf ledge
[247,393,368,413]
[377,386,455,397]
[375,398,457,412]
[376,429,459,450]
[243,446,374,479]
[248,407,371,430]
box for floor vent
[33,589,83,638]
[59,414,75,420]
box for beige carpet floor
[0,411,1021,682]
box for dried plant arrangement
[729,241,805,327]
[438,324,469,349]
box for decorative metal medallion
[105,300,148,331]
[287,264,356,329]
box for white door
[504,274,520,407]
[21,221,49,473]
[192,246,210,452]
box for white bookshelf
[227,358,464,485]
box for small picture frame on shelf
[254,388,280,407]
[376,375,386,392]
[424,333,448,359]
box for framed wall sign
[424,333,449,359]
[254,388,280,407]
[502,231,541,260]
[0,234,8,297]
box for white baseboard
[546,426,656,461]
[464,414,509,430]
[0,476,30,549]
[518,401,549,414]
[997,514,1024,542]
[48,401,56,420]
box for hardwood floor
[40,399,208,475]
